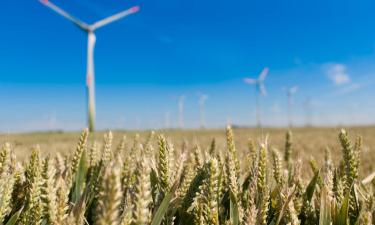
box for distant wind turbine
[198,93,208,129]
[40,0,140,132]
[244,67,269,127]
[135,116,141,130]
[303,98,313,127]
[178,95,185,129]
[283,86,299,127]
[165,111,171,129]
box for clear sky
[1,0,375,131]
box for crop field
[3,0,375,224]
[0,126,374,224]
[2,126,375,174]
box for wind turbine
[283,86,299,127]
[198,93,208,129]
[303,98,313,127]
[178,95,185,129]
[244,67,269,128]
[40,0,140,132]
[165,111,171,129]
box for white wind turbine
[244,67,269,128]
[40,0,140,132]
[303,97,313,127]
[198,93,208,129]
[164,111,171,129]
[283,86,299,127]
[178,95,185,129]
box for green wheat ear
[181,166,207,212]
[55,177,69,224]
[193,145,203,168]
[256,143,270,223]
[96,163,122,225]
[114,135,127,158]
[257,185,269,225]
[339,129,358,188]
[41,156,58,224]
[0,164,15,223]
[157,135,170,196]
[0,143,15,223]
[131,159,152,225]
[226,125,240,177]
[257,143,268,193]
[271,148,283,186]
[209,138,216,155]
[101,131,114,165]
[89,141,99,167]
[225,137,244,222]
[247,139,257,162]
[284,130,293,163]
[71,128,89,178]
[143,131,155,155]
[339,129,361,224]
[0,143,11,175]
[203,157,219,225]
[226,148,239,199]
[22,146,42,225]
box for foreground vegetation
[0,127,374,224]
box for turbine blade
[259,83,267,96]
[39,0,89,31]
[258,67,269,81]
[244,78,257,84]
[91,6,140,30]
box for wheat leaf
[5,207,23,225]
[151,181,178,225]
[72,149,88,203]
[229,191,239,225]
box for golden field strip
[1,126,374,175]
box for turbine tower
[303,98,313,127]
[244,67,269,128]
[178,95,185,129]
[40,0,140,132]
[198,93,208,129]
[283,86,299,127]
[165,111,171,129]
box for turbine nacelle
[283,86,299,96]
[244,67,269,96]
[177,95,185,129]
[283,85,299,127]
[197,92,208,106]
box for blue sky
[1,0,375,131]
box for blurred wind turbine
[178,95,185,129]
[244,67,269,127]
[226,116,233,126]
[40,0,140,132]
[283,86,299,127]
[46,112,57,130]
[303,98,313,127]
[198,93,208,129]
[165,111,171,129]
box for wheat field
[0,126,374,224]
[2,126,375,175]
